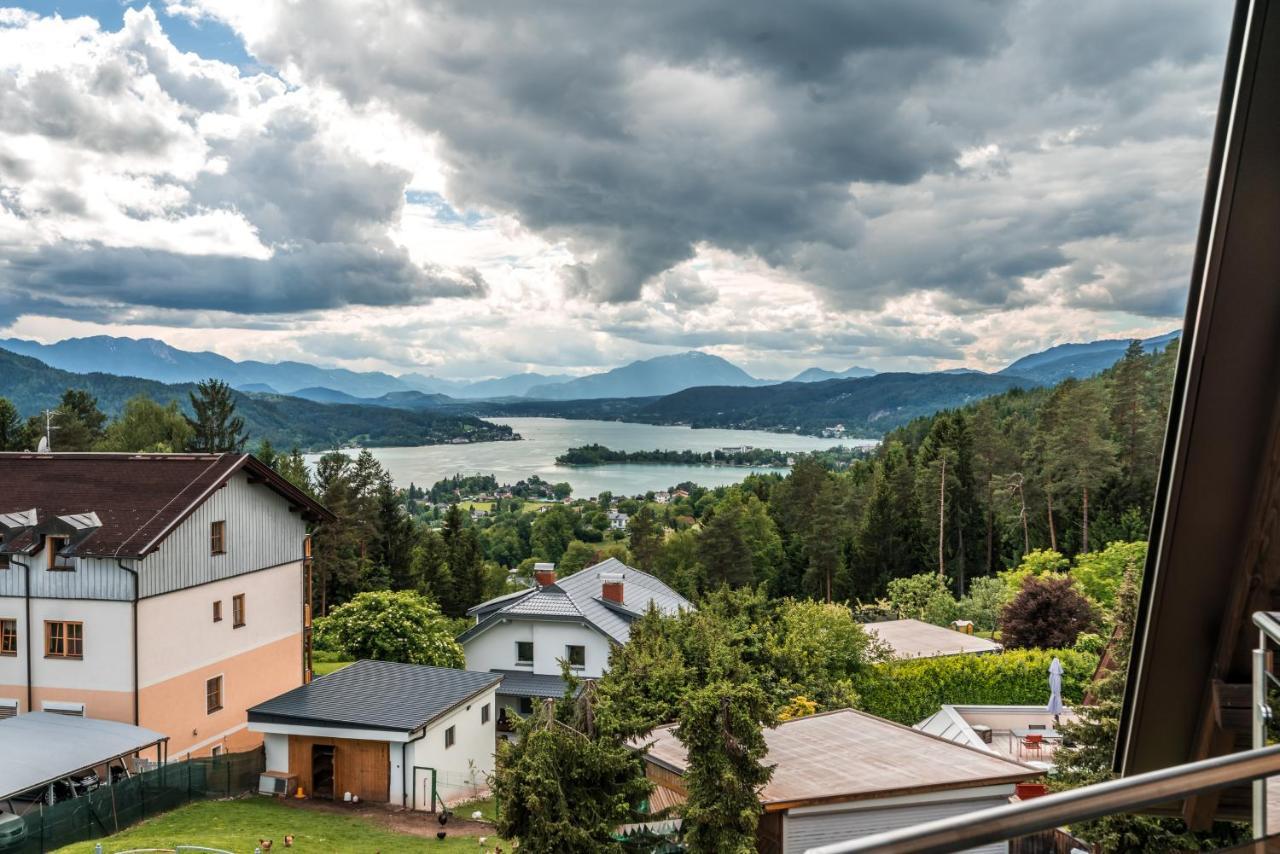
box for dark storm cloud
[210,0,1230,315]
[0,242,487,314]
[221,0,1011,302]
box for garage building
[247,660,501,810]
[639,708,1042,854]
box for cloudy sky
[0,1,1231,380]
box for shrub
[315,589,464,667]
[957,575,1006,632]
[1071,541,1147,607]
[1000,575,1099,650]
[886,573,959,626]
[855,648,1098,725]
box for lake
[309,417,875,496]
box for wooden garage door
[288,736,390,803]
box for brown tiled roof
[639,708,1040,811]
[0,452,331,558]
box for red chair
[1015,782,1048,800]
[1020,733,1044,760]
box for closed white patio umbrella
[1047,656,1065,725]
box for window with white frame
[515,640,533,664]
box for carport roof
[0,712,167,800]
[248,660,502,733]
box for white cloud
[0,2,1221,380]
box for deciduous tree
[999,575,1099,650]
[314,590,463,666]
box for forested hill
[481,371,1037,436]
[636,372,1037,434]
[0,348,515,450]
[875,338,1179,572]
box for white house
[0,452,331,756]
[249,659,501,809]
[607,511,629,531]
[915,704,1079,769]
[459,559,691,720]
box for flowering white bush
[315,590,465,667]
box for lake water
[309,417,875,496]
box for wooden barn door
[288,736,389,803]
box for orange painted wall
[0,683,135,722]
[140,631,302,756]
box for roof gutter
[117,559,140,725]
[402,727,428,808]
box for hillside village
[0,339,1198,854]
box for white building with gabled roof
[457,559,691,722]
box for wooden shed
[248,660,501,809]
[638,708,1041,854]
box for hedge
[855,648,1099,725]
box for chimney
[534,562,557,587]
[601,571,625,605]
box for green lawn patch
[453,795,499,823]
[312,659,353,676]
[54,796,499,853]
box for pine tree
[627,505,663,572]
[1048,381,1119,553]
[851,441,924,598]
[766,457,828,597]
[374,476,418,590]
[494,690,651,853]
[255,437,279,469]
[804,479,845,602]
[184,378,247,453]
[310,452,362,614]
[37,388,108,451]
[275,447,313,495]
[0,398,21,451]
[1054,565,1246,849]
[678,680,775,854]
[697,501,755,589]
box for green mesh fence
[8,747,264,854]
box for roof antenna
[38,409,59,452]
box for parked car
[9,770,100,808]
[0,811,27,851]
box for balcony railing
[806,611,1280,854]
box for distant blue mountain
[453,372,575,399]
[790,365,877,383]
[999,330,1179,384]
[289,386,454,409]
[0,335,413,398]
[525,351,764,400]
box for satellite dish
[36,436,49,453]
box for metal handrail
[804,743,1280,854]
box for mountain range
[0,331,1179,405]
[788,365,877,383]
[997,330,1180,384]
[0,329,1180,442]
[0,348,514,450]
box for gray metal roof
[459,558,693,646]
[492,669,572,699]
[247,660,501,733]
[0,712,167,800]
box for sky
[0,1,1231,381]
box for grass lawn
[55,796,502,853]
[458,500,544,513]
[452,795,498,823]
[312,659,353,676]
